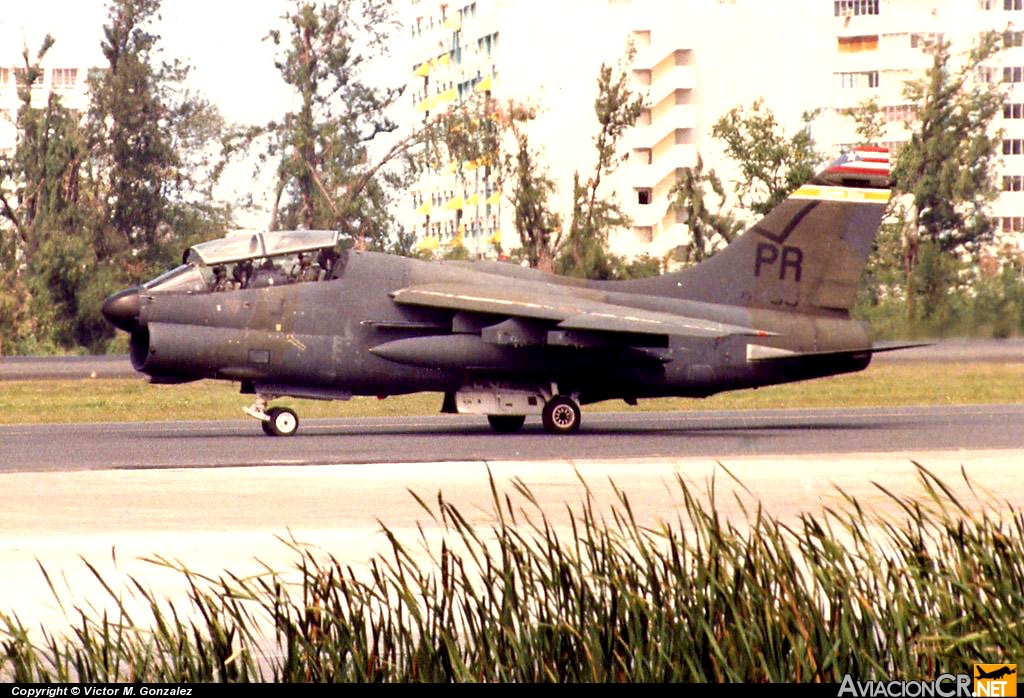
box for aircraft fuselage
[129,250,871,405]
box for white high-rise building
[819,0,1024,248]
[398,0,1022,259]
[399,0,828,260]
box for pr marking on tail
[755,243,803,282]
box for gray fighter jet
[103,146,912,436]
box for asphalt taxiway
[0,404,1022,472]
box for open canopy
[187,230,340,266]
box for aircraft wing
[391,282,773,339]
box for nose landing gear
[244,394,300,437]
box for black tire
[542,396,581,434]
[266,407,299,437]
[261,419,275,436]
[488,414,526,434]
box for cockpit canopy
[145,229,343,295]
[186,229,341,266]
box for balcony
[638,65,696,108]
[626,200,669,229]
[632,43,695,72]
[628,144,697,190]
[629,107,696,150]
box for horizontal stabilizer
[392,282,775,339]
[746,342,932,363]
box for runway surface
[1,404,1023,472]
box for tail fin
[625,146,893,315]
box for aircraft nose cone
[102,287,141,332]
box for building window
[1007,31,1024,47]
[835,0,879,17]
[52,68,77,89]
[979,0,995,8]
[1005,102,1024,118]
[1006,0,1023,10]
[0,68,8,86]
[1004,138,1024,154]
[1004,66,1024,82]
[837,71,879,88]
[911,33,944,49]
[979,67,997,83]
[1003,175,1023,191]
[1002,217,1024,232]
[637,189,652,205]
[838,35,879,52]
[883,104,917,122]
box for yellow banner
[475,75,493,93]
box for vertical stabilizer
[623,147,893,315]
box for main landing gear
[244,394,300,437]
[477,388,582,435]
[541,395,582,435]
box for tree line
[1,2,1020,355]
[0,0,410,355]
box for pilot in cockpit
[212,266,234,292]
[290,253,322,283]
[233,260,253,289]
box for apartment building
[399,0,833,260]
[820,0,1024,249]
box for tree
[558,57,645,278]
[712,98,821,216]
[256,0,406,250]
[840,97,889,144]
[508,129,562,272]
[0,0,229,353]
[86,0,227,278]
[891,34,1003,283]
[0,37,86,261]
[0,36,96,352]
[667,154,741,265]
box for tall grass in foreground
[3,466,1023,682]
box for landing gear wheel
[542,396,581,434]
[265,407,299,437]
[488,414,526,434]
[261,419,275,436]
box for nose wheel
[245,394,300,437]
[262,407,299,437]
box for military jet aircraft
[103,146,910,436]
